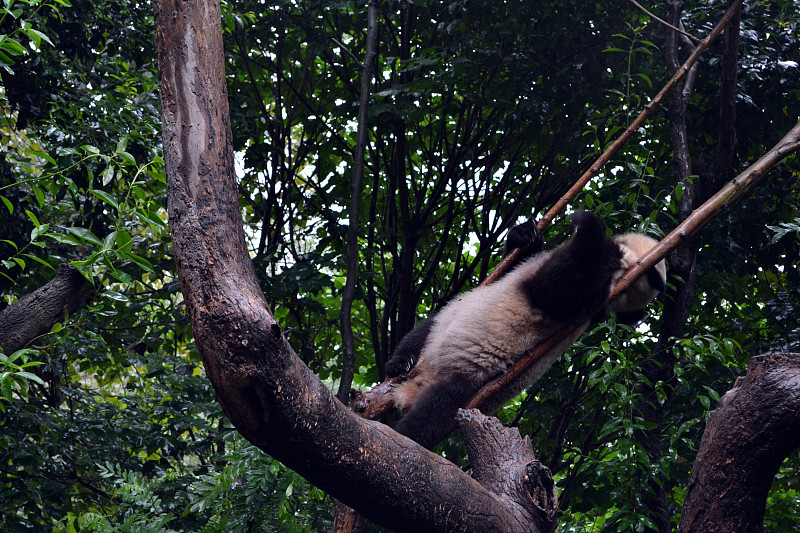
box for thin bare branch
[338,0,380,403]
[630,0,701,43]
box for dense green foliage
[1,0,799,531]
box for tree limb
[0,264,96,354]
[629,0,701,44]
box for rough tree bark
[0,264,96,354]
[679,353,800,532]
[152,1,555,531]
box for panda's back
[416,252,560,378]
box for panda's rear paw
[385,357,412,378]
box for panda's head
[608,232,667,323]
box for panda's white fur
[608,232,667,315]
[391,249,571,416]
[386,212,666,449]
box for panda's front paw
[505,220,543,257]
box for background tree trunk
[679,353,800,533]
[635,2,741,530]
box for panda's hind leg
[393,375,478,450]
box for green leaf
[31,149,56,166]
[21,254,54,270]
[81,145,101,155]
[0,379,12,402]
[14,371,45,386]
[49,323,63,333]
[23,27,53,48]
[25,209,40,228]
[103,231,117,250]
[30,222,49,241]
[136,208,167,231]
[0,195,12,214]
[67,227,103,247]
[73,265,94,285]
[635,72,653,89]
[116,151,136,166]
[0,36,26,56]
[121,251,153,272]
[70,251,102,266]
[32,185,44,207]
[46,232,84,246]
[102,165,115,186]
[108,269,132,284]
[116,230,133,253]
[698,395,710,410]
[90,189,120,210]
[103,290,129,302]
[7,348,33,364]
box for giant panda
[384,210,666,449]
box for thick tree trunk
[679,353,800,532]
[153,1,555,531]
[0,264,96,354]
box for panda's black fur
[385,210,666,449]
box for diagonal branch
[468,122,800,410]
[629,0,701,44]
[483,0,744,286]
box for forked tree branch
[629,0,701,44]
[154,1,555,531]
